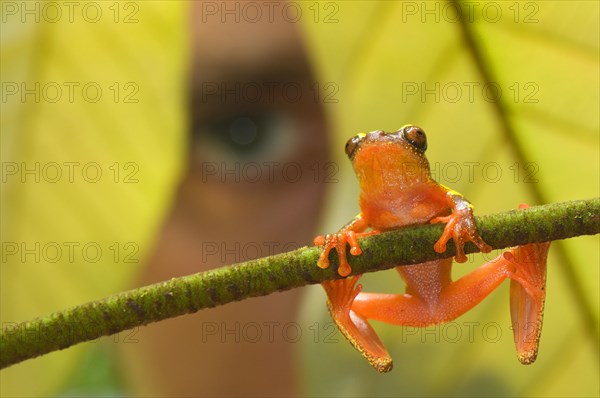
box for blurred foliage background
[1,1,598,397]
[1,1,187,396]
[297,2,599,397]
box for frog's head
[345,125,427,161]
[346,125,431,188]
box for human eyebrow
[189,48,315,120]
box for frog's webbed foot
[314,230,379,277]
[501,204,551,364]
[322,276,393,373]
[430,209,492,263]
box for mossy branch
[1,198,599,369]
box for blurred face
[118,2,330,396]
[185,2,330,241]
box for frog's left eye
[401,125,427,152]
[345,133,366,159]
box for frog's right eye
[400,125,427,152]
[345,133,366,159]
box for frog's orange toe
[454,251,468,263]
[433,239,447,254]
[337,261,352,277]
[314,235,325,246]
[350,247,362,256]
[346,231,363,256]
[434,208,491,263]
[317,255,330,270]
[430,215,451,224]
[315,234,339,270]
[314,230,370,276]
[433,228,452,254]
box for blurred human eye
[193,109,298,165]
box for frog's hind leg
[352,257,513,326]
[322,277,393,373]
[351,241,550,364]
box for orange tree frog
[314,126,550,372]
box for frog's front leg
[430,199,549,363]
[430,189,492,262]
[314,215,391,372]
[314,213,378,277]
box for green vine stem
[1,198,599,369]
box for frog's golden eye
[345,133,366,159]
[400,125,427,152]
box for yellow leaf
[1,2,188,395]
